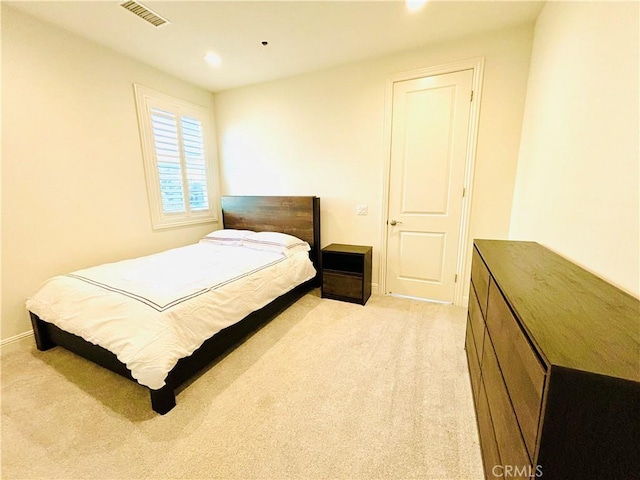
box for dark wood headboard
[221,196,321,283]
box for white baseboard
[0,330,34,352]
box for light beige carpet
[1,291,483,479]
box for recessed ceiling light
[204,52,221,67]
[406,0,428,13]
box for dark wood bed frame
[29,196,321,414]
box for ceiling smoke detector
[120,1,170,28]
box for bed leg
[150,385,176,415]
[29,312,56,351]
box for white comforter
[26,243,316,389]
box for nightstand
[321,244,372,305]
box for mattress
[26,242,316,389]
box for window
[134,84,217,229]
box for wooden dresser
[466,240,639,480]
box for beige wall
[1,6,220,340]
[214,25,534,298]
[1,9,538,341]
[510,1,639,297]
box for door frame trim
[379,57,485,306]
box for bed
[27,195,321,414]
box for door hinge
[455,274,458,283]
[470,90,474,102]
[463,187,466,198]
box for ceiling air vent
[120,1,170,28]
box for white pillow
[242,231,310,257]
[201,229,254,246]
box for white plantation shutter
[181,116,209,211]
[134,85,217,229]
[151,108,186,213]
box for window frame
[133,84,218,229]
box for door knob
[389,220,403,226]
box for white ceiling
[8,0,545,92]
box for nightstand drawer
[323,270,362,299]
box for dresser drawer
[471,247,490,317]
[477,376,503,480]
[465,319,481,402]
[486,279,546,458]
[468,283,485,363]
[482,334,531,478]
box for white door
[385,69,473,302]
